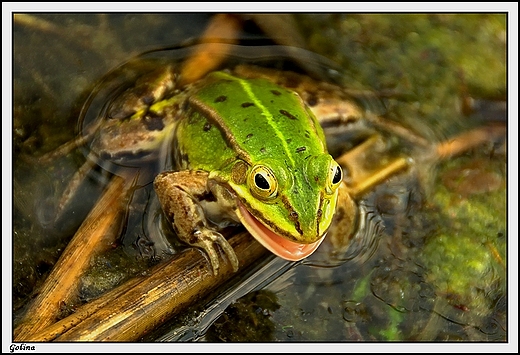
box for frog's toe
[192,229,239,275]
[212,232,240,273]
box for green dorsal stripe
[237,78,296,167]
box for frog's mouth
[235,201,325,261]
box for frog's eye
[249,165,278,200]
[326,161,343,195]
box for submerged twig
[347,157,411,199]
[14,175,133,341]
[179,14,242,86]
[336,135,411,199]
[435,123,506,160]
[28,231,267,341]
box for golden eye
[249,165,278,200]
[326,161,343,195]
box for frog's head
[226,154,343,261]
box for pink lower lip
[236,201,325,261]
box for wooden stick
[336,123,506,199]
[179,14,242,86]
[346,157,410,199]
[28,231,267,341]
[25,274,145,342]
[335,135,410,199]
[336,135,384,185]
[435,123,506,160]
[14,175,132,340]
[14,14,63,35]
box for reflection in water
[303,202,386,268]
[205,290,281,342]
[156,256,293,341]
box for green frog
[85,64,366,275]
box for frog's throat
[236,201,325,261]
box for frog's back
[174,71,328,171]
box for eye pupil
[332,166,342,184]
[249,165,278,199]
[255,173,270,190]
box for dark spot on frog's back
[270,90,281,96]
[143,112,165,131]
[243,133,253,144]
[241,102,254,108]
[203,121,212,131]
[280,109,298,120]
[296,146,306,153]
[214,95,227,103]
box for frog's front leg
[153,170,239,275]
